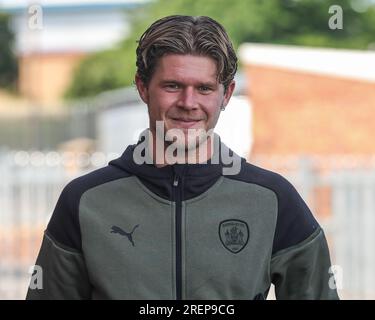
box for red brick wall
[245,64,375,156]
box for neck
[150,132,214,167]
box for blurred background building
[1,0,375,299]
[1,0,147,105]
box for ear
[135,73,149,104]
[222,80,236,107]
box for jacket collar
[109,130,244,200]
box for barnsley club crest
[219,219,249,253]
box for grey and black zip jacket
[26,136,339,300]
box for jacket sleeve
[26,232,91,300]
[270,227,339,300]
[26,179,91,300]
[267,171,340,300]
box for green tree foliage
[66,0,375,98]
[0,12,18,90]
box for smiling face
[135,54,235,152]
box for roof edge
[238,43,375,82]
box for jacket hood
[109,131,245,200]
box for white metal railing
[0,150,118,299]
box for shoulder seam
[271,227,322,259]
[44,230,84,255]
[47,166,133,252]
[224,173,281,256]
[76,173,133,235]
[78,173,133,204]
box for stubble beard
[153,121,214,164]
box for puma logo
[111,225,139,246]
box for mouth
[170,118,202,129]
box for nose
[176,87,198,110]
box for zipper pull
[173,174,179,187]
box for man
[27,15,339,300]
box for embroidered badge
[219,219,249,253]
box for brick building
[239,43,375,156]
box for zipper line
[173,171,182,300]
